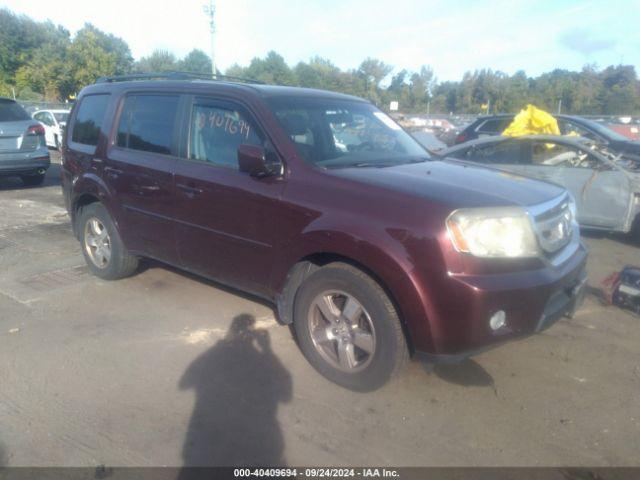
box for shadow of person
[179,314,292,468]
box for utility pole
[557,98,562,114]
[203,0,216,77]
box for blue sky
[3,0,639,80]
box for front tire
[78,203,138,280]
[293,262,409,391]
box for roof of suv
[82,78,367,103]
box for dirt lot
[0,152,639,467]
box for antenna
[202,0,216,78]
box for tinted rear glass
[117,95,179,155]
[71,94,110,146]
[0,100,31,122]
[477,118,512,134]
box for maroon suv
[60,74,587,391]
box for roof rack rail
[95,71,264,85]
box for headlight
[446,207,538,258]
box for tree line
[1,7,639,114]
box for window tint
[71,94,110,146]
[189,103,262,168]
[117,95,179,155]
[465,141,523,164]
[0,99,31,121]
[477,118,512,134]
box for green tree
[133,49,177,73]
[178,49,212,74]
[67,24,132,91]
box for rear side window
[0,99,31,121]
[117,95,179,155]
[477,118,512,134]
[71,94,110,146]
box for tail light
[26,124,46,136]
[455,132,468,144]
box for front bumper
[0,149,50,176]
[417,241,588,360]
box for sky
[2,0,639,81]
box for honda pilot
[60,74,588,391]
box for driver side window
[189,102,263,169]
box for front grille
[532,195,573,254]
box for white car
[32,109,70,149]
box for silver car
[0,97,50,186]
[440,135,640,237]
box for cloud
[559,28,617,55]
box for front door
[526,139,631,229]
[103,93,182,263]
[173,96,286,296]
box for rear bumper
[0,149,50,175]
[416,242,588,359]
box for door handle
[177,183,204,197]
[105,167,123,179]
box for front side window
[531,142,599,169]
[117,95,179,155]
[71,94,110,147]
[464,141,524,164]
[266,97,428,168]
[477,118,511,134]
[188,102,263,168]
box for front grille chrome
[529,195,574,254]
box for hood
[327,159,566,209]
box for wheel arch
[275,247,433,354]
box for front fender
[272,219,437,352]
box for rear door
[173,95,286,295]
[104,93,182,262]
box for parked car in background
[33,109,70,149]
[440,135,640,237]
[61,74,587,391]
[455,114,640,157]
[0,97,50,186]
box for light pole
[203,0,216,77]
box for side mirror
[237,144,275,178]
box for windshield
[0,99,31,122]
[266,97,429,168]
[53,112,69,123]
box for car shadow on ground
[0,163,61,191]
[429,359,495,388]
[178,314,292,472]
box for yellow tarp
[502,104,560,137]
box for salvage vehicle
[33,109,70,149]
[0,97,50,186]
[455,113,640,157]
[440,135,640,237]
[60,73,587,391]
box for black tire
[20,173,45,186]
[78,203,138,280]
[293,262,409,391]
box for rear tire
[293,262,409,391]
[78,203,138,280]
[20,172,45,186]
